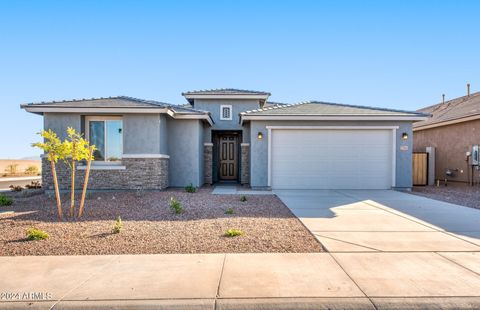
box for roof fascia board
[22,106,170,114]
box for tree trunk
[50,159,63,220]
[69,157,75,217]
[78,147,94,218]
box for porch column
[204,143,213,185]
[240,143,250,185]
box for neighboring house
[414,91,480,183]
[21,89,427,191]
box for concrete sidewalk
[1,252,480,309]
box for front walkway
[212,185,272,195]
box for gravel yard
[0,188,323,256]
[411,183,480,210]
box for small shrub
[4,164,19,176]
[240,195,247,202]
[9,185,23,192]
[26,228,49,240]
[25,181,42,189]
[25,165,39,175]
[0,194,13,206]
[225,208,235,215]
[112,216,123,234]
[224,229,244,237]
[185,183,197,193]
[170,197,184,214]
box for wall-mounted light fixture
[402,132,408,140]
[257,132,263,140]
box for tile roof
[182,88,271,96]
[241,100,427,116]
[169,104,210,115]
[263,101,288,108]
[22,96,208,115]
[414,91,480,129]
[23,96,170,108]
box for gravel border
[0,188,323,256]
[410,183,480,210]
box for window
[85,116,123,162]
[220,105,232,120]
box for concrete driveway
[275,189,480,252]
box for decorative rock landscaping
[0,188,323,255]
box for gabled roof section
[240,101,428,123]
[414,91,480,130]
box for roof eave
[166,110,214,126]
[21,105,171,114]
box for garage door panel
[271,129,393,190]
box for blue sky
[1,0,479,158]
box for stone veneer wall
[204,143,213,185]
[42,157,169,190]
[240,143,250,185]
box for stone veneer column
[240,143,250,185]
[204,143,213,185]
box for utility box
[426,147,435,186]
[472,145,479,166]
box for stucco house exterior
[414,91,480,183]
[22,89,427,191]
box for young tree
[32,130,68,220]
[78,145,95,218]
[64,128,93,218]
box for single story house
[414,91,480,183]
[22,89,427,191]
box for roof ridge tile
[182,88,271,96]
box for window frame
[84,116,123,164]
[220,105,233,121]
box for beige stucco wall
[413,119,480,183]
